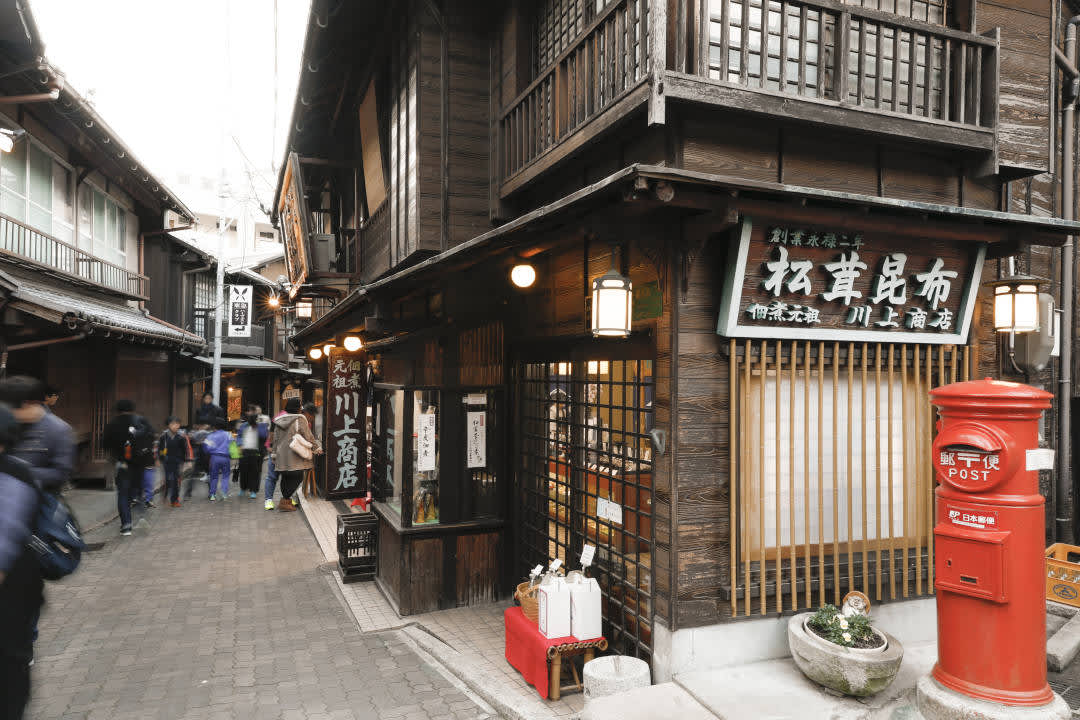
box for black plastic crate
[337,512,378,583]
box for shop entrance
[516,351,655,660]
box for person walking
[158,417,192,508]
[271,398,321,512]
[102,400,155,536]
[0,376,75,496]
[0,404,44,719]
[262,407,286,510]
[43,385,59,411]
[185,423,211,499]
[236,406,266,499]
[203,418,233,501]
[194,392,225,427]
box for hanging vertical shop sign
[326,348,368,499]
[228,285,252,337]
[417,411,437,472]
[276,152,311,299]
[466,411,486,468]
[717,216,986,344]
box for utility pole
[212,178,228,406]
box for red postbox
[929,378,1053,707]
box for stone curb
[1048,601,1080,672]
[399,624,555,720]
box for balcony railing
[695,0,997,128]
[500,0,651,179]
[0,212,149,299]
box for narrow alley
[26,499,493,720]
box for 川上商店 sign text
[326,351,368,499]
[717,217,985,344]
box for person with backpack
[203,418,233,501]
[236,405,267,499]
[158,417,193,508]
[102,400,155,536]
[0,403,42,718]
[271,397,322,512]
[0,376,75,496]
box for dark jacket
[0,455,43,656]
[194,402,225,426]
[158,430,193,466]
[12,410,75,494]
[102,413,154,467]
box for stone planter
[787,613,904,697]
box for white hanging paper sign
[463,393,488,406]
[580,544,596,568]
[596,498,623,525]
[1026,448,1055,471]
[417,412,437,472]
[549,558,563,572]
[531,564,544,578]
[466,411,486,468]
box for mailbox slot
[934,524,1010,603]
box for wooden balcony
[496,0,999,197]
[499,0,654,197]
[0,212,148,300]
[666,0,998,152]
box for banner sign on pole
[228,285,253,338]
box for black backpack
[122,416,155,466]
[0,455,84,581]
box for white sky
[31,0,309,215]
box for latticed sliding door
[727,340,972,617]
[518,357,655,659]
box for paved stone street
[27,493,494,720]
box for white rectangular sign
[417,412,437,472]
[228,285,253,337]
[1026,448,1055,472]
[467,411,487,468]
[579,544,596,568]
[596,498,623,525]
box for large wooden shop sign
[717,216,986,344]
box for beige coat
[271,413,320,471]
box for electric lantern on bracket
[591,244,633,338]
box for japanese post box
[929,378,1054,708]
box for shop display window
[411,390,441,525]
[371,385,404,516]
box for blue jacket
[203,429,232,458]
[12,410,75,494]
[0,465,38,576]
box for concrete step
[580,681,716,720]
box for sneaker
[145,500,157,509]
[208,494,216,502]
[264,499,274,510]
[120,526,132,536]
[249,491,257,499]
[220,493,228,501]
[171,501,181,508]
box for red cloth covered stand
[504,606,580,699]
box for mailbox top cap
[930,378,1052,404]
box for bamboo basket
[515,581,539,623]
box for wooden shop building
[275,0,1080,675]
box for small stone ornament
[841,590,871,618]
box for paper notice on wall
[464,393,488,406]
[417,412,437,472]
[1026,448,1055,472]
[580,544,596,568]
[596,498,623,525]
[467,411,487,468]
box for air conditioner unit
[164,209,185,229]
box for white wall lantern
[343,335,363,352]
[308,347,323,361]
[591,246,632,338]
[510,263,537,288]
[990,276,1043,334]
[295,300,313,319]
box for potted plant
[787,598,904,697]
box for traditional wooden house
[0,2,207,480]
[274,0,1080,677]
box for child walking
[203,418,233,501]
[158,416,193,507]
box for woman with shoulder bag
[271,398,322,512]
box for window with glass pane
[77,185,92,250]
[372,386,404,519]
[52,161,73,244]
[411,390,440,525]
[0,140,27,222]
